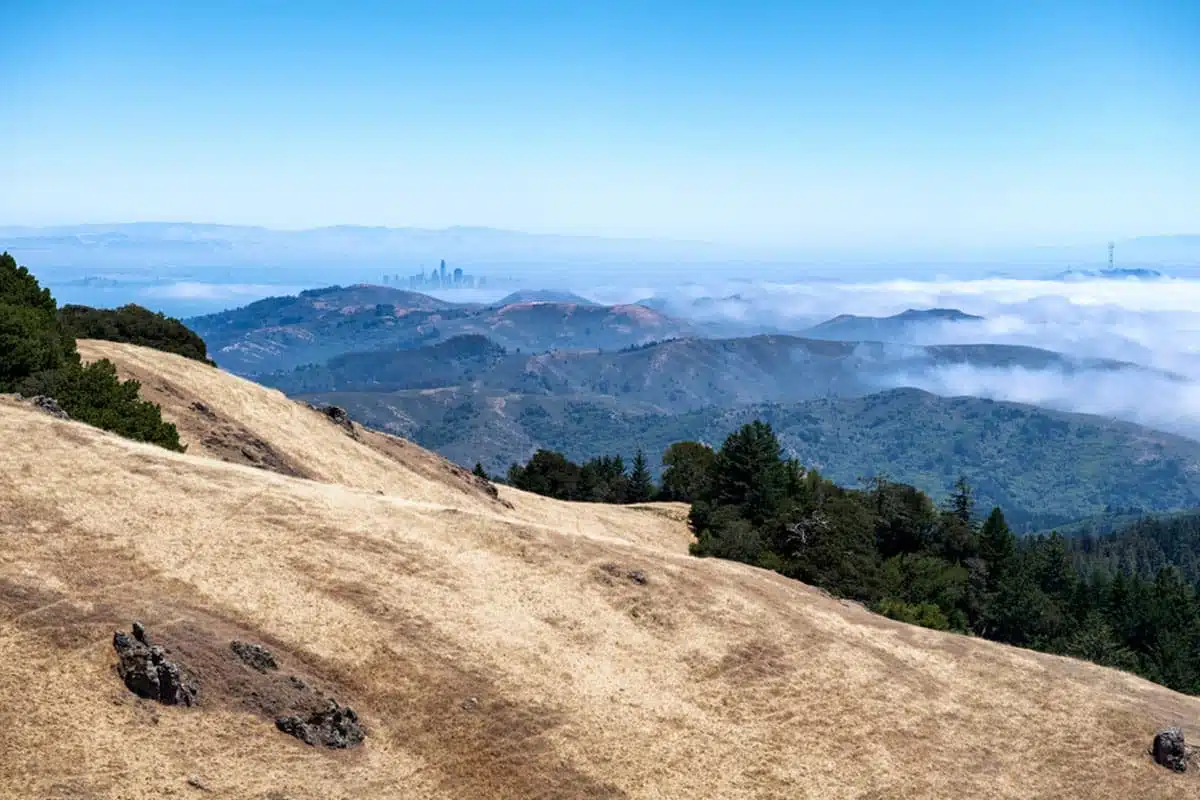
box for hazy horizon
[3,2,1198,247]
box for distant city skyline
[2,2,1197,248]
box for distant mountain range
[183,282,1200,528]
[264,331,1164,413]
[800,308,984,342]
[0,222,736,268]
[188,284,691,374]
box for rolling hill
[188,286,692,375]
[300,385,1200,531]
[2,340,1198,797]
[802,308,985,342]
[265,333,1161,414]
[497,289,599,306]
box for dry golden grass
[0,342,1197,798]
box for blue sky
[1,1,1197,249]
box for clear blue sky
[1,1,1197,249]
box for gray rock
[1153,727,1188,772]
[31,395,69,419]
[112,624,197,706]
[231,640,278,673]
[275,699,364,748]
[189,400,217,419]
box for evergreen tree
[708,421,787,525]
[506,450,581,499]
[660,441,715,502]
[58,303,214,364]
[0,252,77,391]
[627,449,654,503]
[979,507,1017,593]
[948,474,974,524]
[472,462,489,481]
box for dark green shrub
[58,303,214,364]
[0,251,183,452]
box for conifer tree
[627,449,655,503]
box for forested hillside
[266,332,1157,411]
[677,422,1200,695]
[302,387,1200,531]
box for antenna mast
[1108,241,1115,271]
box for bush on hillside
[0,254,78,391]
[58,303,214,364]
[0,252,183,452]
[24,359,183,451]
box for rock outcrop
[30,395,69,419]
[231,640,278,673]
[112,622,198,706]
[275,699,364,748]
[1153,727,1190,772]
[312,404,355,435]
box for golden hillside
[0,341,1197,798]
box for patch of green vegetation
[506,448,655,504]
[0,252,182,451]
[59,303,214,364]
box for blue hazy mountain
[802,308,984,342]
[497,289,599,306]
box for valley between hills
[188,285,1200,532]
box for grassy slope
[1,342,1198,797]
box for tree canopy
[0,252,183,451]
[58,303,214,364]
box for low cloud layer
[140,282,308,301]
[592,275,1200,440]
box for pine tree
[0,252,78,391]
[472,462,489,481]
[627,449,654,503]
[948,474,974,524]
[979,507,1017,592]
[710,421,787,525]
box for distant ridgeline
[0,253,184,451]
[505,424,1200,697]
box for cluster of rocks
[111,623,364,749]
[17,394,70,419]
[1153,727,1195,772]
[112,622,197,707]
[276,699,365,749]
[231,640,278,673]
